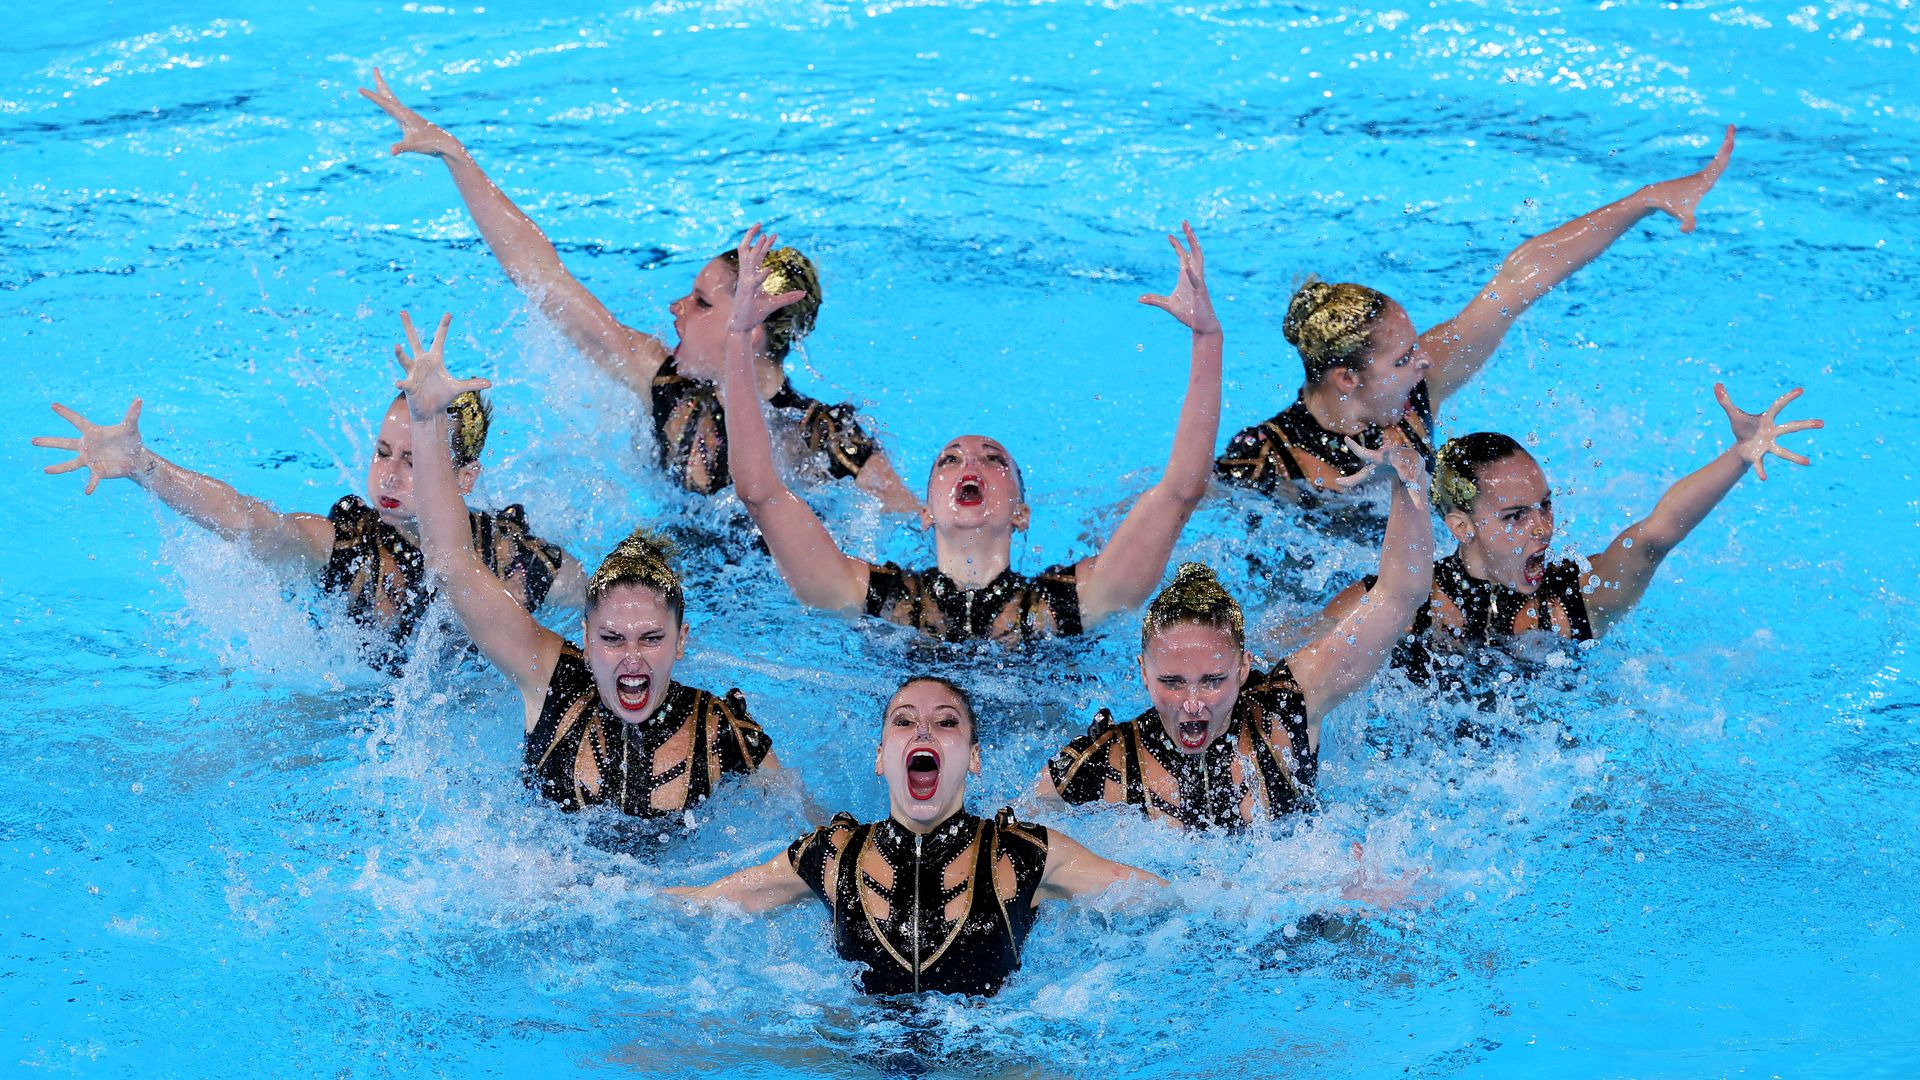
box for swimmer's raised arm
[396,312,566,710]
[663,850,814,913]
[1424,126,1736,405]
[359,70,668,398]
[1075,223,1224,624]
[1036,830,1168,902]
[1290,436,1434,737]
[32,400,333,572]
[721,226,873,612]
[1581,383,1822,636]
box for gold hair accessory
[1435,471,1479,514]
[447,390,491,467]
[1143,562,1245,645]
[587,528,682,601]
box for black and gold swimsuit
[524,644,772,817]
[1046,663,1317,828]
[1365,552,1594,681]
[650,355,881,496]
[1215,381,1435,508]
[787,808,1049,997]
[322,494,566,641]
[864,562,1084,646]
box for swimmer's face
[1446,452,1555,594]
[1343,302,1430,426]
[922,435,1029,535]
[582,583,689,724]
[667,258,742,380]
[366,398,478,529]
[875,680,980,827]
[1140,622,1253,756]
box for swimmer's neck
[1453,543,1500,586]
[932,527,1014,590]
[887,802,967,837]
[678,347,785,402]
[1300,380,1376,437]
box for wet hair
[1141,562,1245,651]
[1434,432,1530,516]
[386,390,493,469]
[716,244,822,364]
[1283,278,1393,385]
[585,526,685,623]
[887,675,979,745]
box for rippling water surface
[4,1,1917,1076]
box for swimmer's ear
[1325,365,1361,395]
[454,461,481,496]
[1442,509,1475,543]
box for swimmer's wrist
[130,447,159,486]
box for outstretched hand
[32,400,149,494]
[393,311,491,421]
[1715,383,1822,482]
[1329,429,1430,509]
[1640,125,1735,234]
[727,224,808,336]
[1138,221,1219,335]
[358,68,464,159]
[1337,843,1430,913]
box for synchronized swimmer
[31,378,584,659]
[29,78,1827,1002]
[1217,128,1738,523]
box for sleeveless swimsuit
[1364,552,1594,681]
[650,355,880,496]
[322,494,565,641]
[864,563,1084,645]
[525,644,772,817]
[788,808,1049,996]
[1216,380,1435,509]
[1046,663,1317,828]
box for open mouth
[377,496,402,511]
[1176,717,1212,750]
[906,748,941,801]
[953,474,984,508]
[1523,549,1547,588]
[615,673,652,713]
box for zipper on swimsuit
[912,833,923,993]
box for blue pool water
[4,1,1917,1075]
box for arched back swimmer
[31,379,582,657]
[1317,383,1822,681]
[393,312,786,819]
[1040,433,1432,829]
[1217,127,1739,515]
[359,69,920,511]
[718,223,1224,646]
[666,677,1165,997]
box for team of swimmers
[30,79,1824,998]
